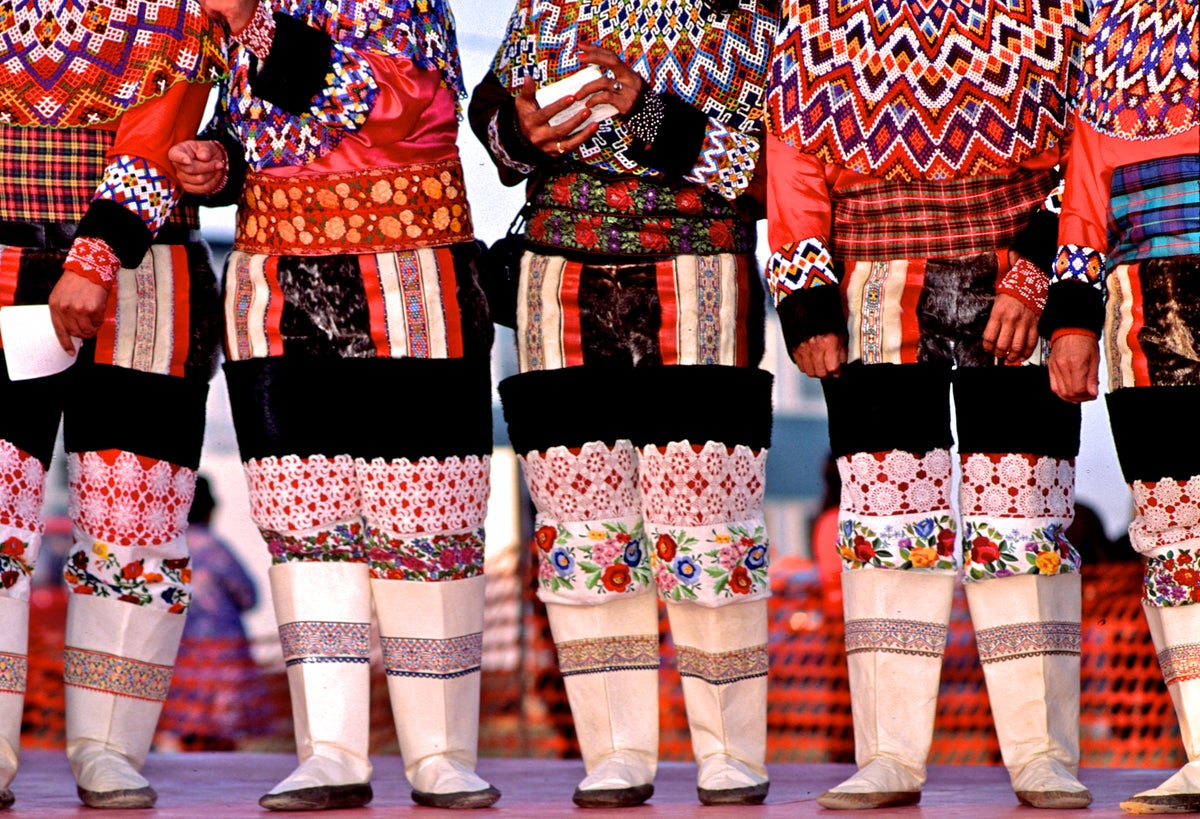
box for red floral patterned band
[235,159,474,256]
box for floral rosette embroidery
[366,527,485,581]
[265,522,366,563]
[1145,550,1200,606]
[64,543,191,611]
[535,520,651,597]
[0,535,33,591]
[837,515,958,571]
[962,521,1080,581]
[652,524,769,602]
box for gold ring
[613,80,623,92]
[556,141,563,155]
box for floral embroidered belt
[525,169,755,258]
[235,158,474,256]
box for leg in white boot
[260,561,373,811]
[967,573,1091,808]
[667,598,769,805]
[547,593,660,808]
[819,569,956,810]
[1121,600,1200,814]
[64,595,184,809]
[0,597,28,811]
[372,576,499,808]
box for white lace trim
[521,441,640,523]
[0,440,45,531]
[68,452,194,547]
[960,453,1073,519]
[838,449,953,517]
[1131,477,1200,555]
[358,455,490,534]
[639,440,766,527]
[244,454,360,533]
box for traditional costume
[198,0,497,810]
[0,0,223,809]
[1041,0,1199,810]
[766,0,1092,808]
[471,0,777,807]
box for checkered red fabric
[833,167,1055,262]
[0,126,198,228]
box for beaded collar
[1078,0,1198,140]
[767,0,1089,181]
[0,0,225,128]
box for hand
[49,272,109,354]
[199,0,257,33]
[1048,333,1100,403]
[792,333,847,379]
[168,140,228,195]
[982,292,1040,364]
[513,77,598,157]
[576,43,645,117]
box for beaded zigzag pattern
[0,653,25,694]
[0,0,225,128]
[1079,0,1198,140]
[381,633,482,679]
[555,634,660,676]
[93,155,179,235]
[676,643,768,685]
[845,617,948,657]
[766,237,836,304]
[768,0,1089,181]
[975,621,1082,663]
[491,0,775,178]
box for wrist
[63,237,119,291]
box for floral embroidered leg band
[836,449,958,572]
[641,441,769,606]
[245,454,365,563]
[358,455,489,581]
[0,441,46,602]
[65,450,194,611]
[959,453,1080,582]
[521,440,651,604]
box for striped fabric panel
[224,248,463,362]
[832,168,1054,262]
[96,244,193,377]
[843,259,925,365]
[1108,155,1200,266]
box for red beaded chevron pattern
[768,0,1089,181]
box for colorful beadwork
[844,617,948,657]
[0,0,225,128]
[278,620,370,664]
[975,621,1082,663]
[381,633,482,678]
[676,643,768,685]
[768,0,1089,180]
[1079,0,1198,140]
[63,648,173,701]
[555,633,660,676]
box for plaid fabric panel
[0,127,197,227]
[833,168,1055,262]
[1108,154,1200,265]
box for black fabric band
[1009,207,1059,278]
[822,362,953,458]
[623,92,708,178]
[76,199,154,270]
[1107,386,1200,483]
[776,285,847,353]
[225,356,493,461]
[0,351,66,469]
[953,366,1081,458]
[501,365,773,455]
[249,13,335,115]
[1040,281,1105,339]
[63,364,210,469]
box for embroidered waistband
[235,159,474,256]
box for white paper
[0,305,80,381]
[535,65,619,135]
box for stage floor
[6,752,1166,817]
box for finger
[556,122,599,154]
[1012,323,1039,362]
[577,44,620,69]
[532,93,581,125]
[993,322,1015,360]
[50,312,76,355]
[824,345,842,378]
[981,314,1000,353]
[517,77,539,106]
